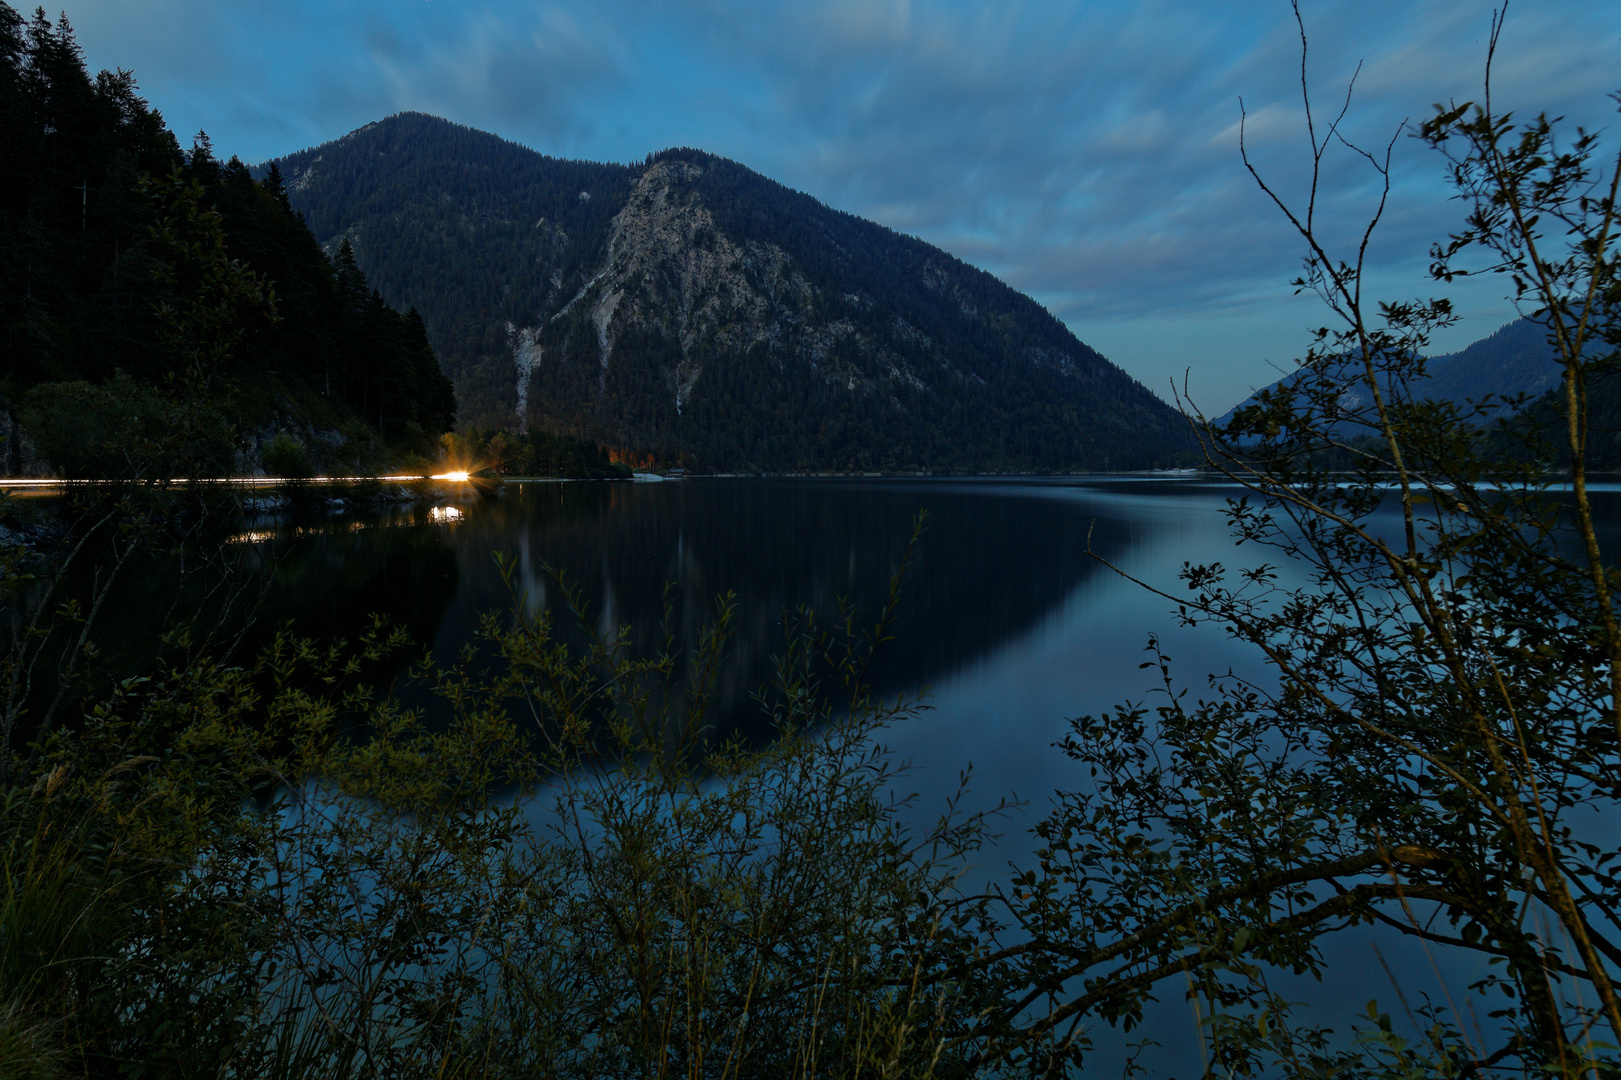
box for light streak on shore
[0,474,472,492]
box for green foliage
[146,169,279,390]
[6,8,1619,1080]
[260,431,314,479]
[455,424,632,478]
[447,552,988,1077]
[17,372,234,479]
[0,504,991,1078]
[958,10,1621,1076]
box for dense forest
[0,7,455,478]
[447,425,632,479]
[268,114,1195,472]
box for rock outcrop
[0,402,49,478]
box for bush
[18,373,235,480]
[261,432,315,480]
[0,522,989,1078]
[960,12,1621,1076]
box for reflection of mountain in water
[434,479,1134,742]
[12,481,1145,747]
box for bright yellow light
[431,471,470,482]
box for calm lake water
[224,475,1272,1070]
[58,474,1621,1071]
[244,475,1261,761]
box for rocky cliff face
[545,159,806,413]
[0,403,48,478]
[538,158,935,419]
[268,115,1193,471]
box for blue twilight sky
[62,0,1621,414]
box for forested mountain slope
[1224,318,1560,423]
[266,113,1192,471]
[0,8,455,478]
[1417,318,1563,405]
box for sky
[62,0,1621,414]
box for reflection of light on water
[228,520,377,544]
[226,506,463,542]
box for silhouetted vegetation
[450,425,634,479]
[0,6,455,478]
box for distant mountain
[262,113,1192,472]
[1222,318,1561,423]
[1417,318,1562,405]
[1417,317,1621,471]
[1215,318,1621,471]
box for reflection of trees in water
[5,485,1128,747]
[443,481,1134,743]
[252,509,462,660]
[5,506,463,738]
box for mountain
[1216,318,1621,471]
[1418,317,1621,471]
[1414,318,1562,405]
[1221,318,1561,423]
[263,113,1193,472]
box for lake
[228,475,1259,766]
[219,474,1276,1070]
[50,473,1621,1072]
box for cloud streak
[65,0,1621,410]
